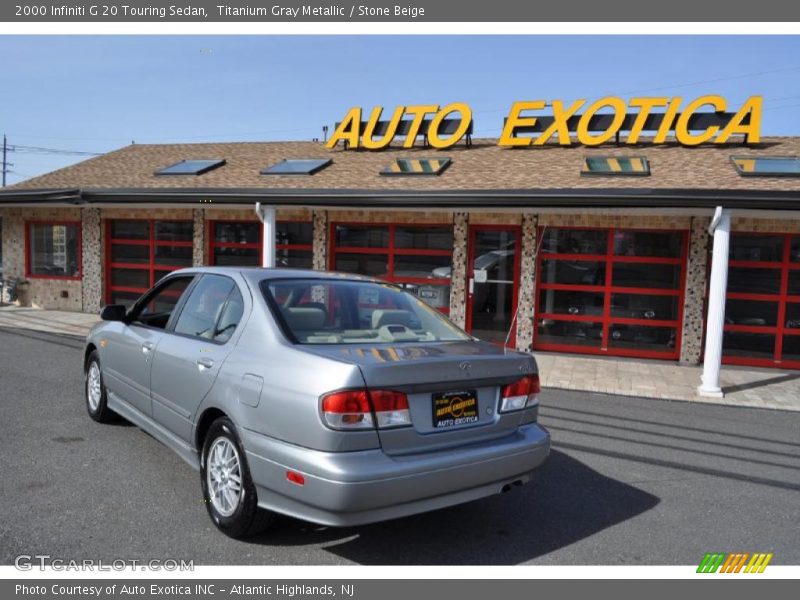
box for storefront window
[541,228,607,255]
[727,266,782,294]
[26,222,81,279]
[720,232,800,367]
[723,332,777,360]
[540,259,606,286]
[729,234,784,262]
[537,320,603,348]
[782,335,800,362]
[535,226,686,359]
[106,219,192,306]
[610,293,679,321]
[725,299,779,327]
[330,223,454,312]
[607,325,676,352]
[334,224,390,248]
[614,231,682,257]
[208,220,313,269]
[612,263,681,289]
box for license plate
[432,390,479,429]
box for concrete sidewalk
[0,305,99,337]
[537,353,800,412]
[2,305,799,412]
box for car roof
[167,266,384,285]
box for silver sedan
[84,267,550,538]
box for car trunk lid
[303,341,537,455]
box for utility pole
[2,134,6,187]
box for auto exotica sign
[326,95,762,149]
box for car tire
[200,417,274,539]
[85,350,116,423]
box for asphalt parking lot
[1,326,798,565]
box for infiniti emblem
[459,361,472,371]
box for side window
[213,286,245,343]
[130,276,193,330]
[173,275,236,341]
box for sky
[2,35,800,185]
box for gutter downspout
[698,206,732,398]
[254,202,276,268]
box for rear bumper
[242,424,550,527]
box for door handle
[196,358,214,371]
[141,342,155,354]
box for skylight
[731,156,800,177]
[155,159,226,176]
[261,158,333,175]
[381,158,452,176]
[581,156,650,176]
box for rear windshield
[262,278,471,344]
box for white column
[698,207,732,398]
[255,203,276,268]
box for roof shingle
[6,137,800,193]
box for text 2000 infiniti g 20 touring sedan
[83,267,550,538]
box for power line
[471,65,800,116]
[9,144,102,157]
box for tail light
[500,375,540,413]
[321,389,411,430]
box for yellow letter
[326,107,361,149]
[499,101,547,147]
[716,96,763,144]
[428,102,473,149]
[361,106,405,150]
[533,99,585,146]
[627,97,670,143]
[675,95,727,146]
[653,97,682,143]
[576,97,627,146]
[403,104,439,148]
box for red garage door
[534,227,688,359]
[105,219,193,306]
[722,232,800,368]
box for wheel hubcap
[87,362,102,411]
[207,437,242,517]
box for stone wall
[448,212,469,329]
[81,208,102,314]
[679,216,711,364]
[515,214,538,352]
[312,210,328,271]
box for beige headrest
[282,307,326,330]
[371,309,413,329]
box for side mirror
[100,304,127,322]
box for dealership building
[1,110,800,386]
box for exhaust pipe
[500,480,524,493]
